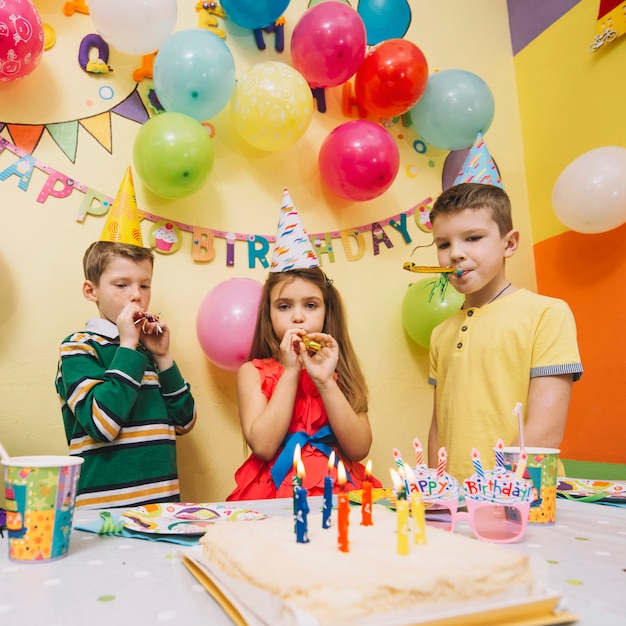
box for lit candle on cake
[361,459,373,527]
[337,460,350,552]
[292,449,303,533]
[495,439,505,469]
[411,489,427,545]
[436,447,447,478]
[471,448,485,480]
[413,437,425,467]
[322,450,335,529]
[295,485,310,544]
[391,468,410,556]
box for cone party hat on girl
[454,133,504,189]
[270,188,319,272]
[99,166,143,246]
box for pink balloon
[318,120,400,201]
[0,0,44,82]
[290,1,366,88]
[196,278,263,371]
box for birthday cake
[198,505,535,624]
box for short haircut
[83,241,154,284]
[430,183,513,236]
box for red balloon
[355,39,429,117]
[319,120,400,202]
[0,0,44,82]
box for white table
[1,497,624,625]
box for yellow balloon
[231,61,314,151]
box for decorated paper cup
[2,455,83,562]
[502,447,560,524]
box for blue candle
[295,486,310,543]
[322,450,335,529]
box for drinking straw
[0,441,10,462]
[513,402,525,451]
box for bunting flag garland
[0,135,431,268]
[0,87,149,163]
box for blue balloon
[409,69,495,151]
[357,0,411,46]
[220,0,290,29]
[153,29,236,122]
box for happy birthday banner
[0,136,432,268]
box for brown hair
[430,183,513,236]
[249,268,369,413]
[83,241,154,285]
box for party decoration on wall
[589,0,626,52]
[253,16,286,52]
[99,166,143,246]
[270,188,319,272]
[231,61,314,151]
[453,133,503,189]
[552,145,626,234]
[402,276,463,349]
[357,0,412,46]
[133,112,215,199]
[195,0,227,38]
[0,86,149,162]
[319,120,400,201]
[354,39,428,118]
[196,278,264,371]
[0,135,433,267]
[0,0,44,82]
[88,0,178,56]
[409,69,495,151]
[78,34,112,74]
[290,1,366,89]
[220,0,290,30]
[149,221,182,253]
[153,28,236,122]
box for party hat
[454,133,503,189]
[270,188,319,272]
[99,166,143,246]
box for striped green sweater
[55,318,197,509]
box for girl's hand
[298,332,338,385]
[278,328,306,372]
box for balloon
[0,0,44,82]
[409,69,495,151]
[154,29,236,122]
[88,0,177,56]
[220,0,290,29]
[552,146,626,234]
[319,120,400,202]
[133,112,214,199]
[402,278,464,350]
[231,61,314,151]
[354,39,428,118]
[196,278,264,371]
[290,1,366,88]
[357,0,412,46]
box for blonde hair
[249,268,369,413]
[430,183,513,236]
[83,241,154,285]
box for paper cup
[502,447,560,524]
[2,455,83,562]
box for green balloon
[133,112,214,199]
[402,277,464,349]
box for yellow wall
[0,0,534,504]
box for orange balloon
[355,39,428,117]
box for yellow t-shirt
[429,288,583,482]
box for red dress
[227,358,381,501]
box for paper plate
[121,503,267,535]
[557,477,626,503]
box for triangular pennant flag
[99,166,143,246]
[80,112,113,153]
[6,124,45,154]
[454,133,503,189]
[270,188,319,272]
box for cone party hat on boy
[99,166,143,246]
[454,133,504,189]
[270,188,319,272]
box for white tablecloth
[1,497,624,625]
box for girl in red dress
[227,263,382,500]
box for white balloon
[552,146,626,234]
[88,0,177,56]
